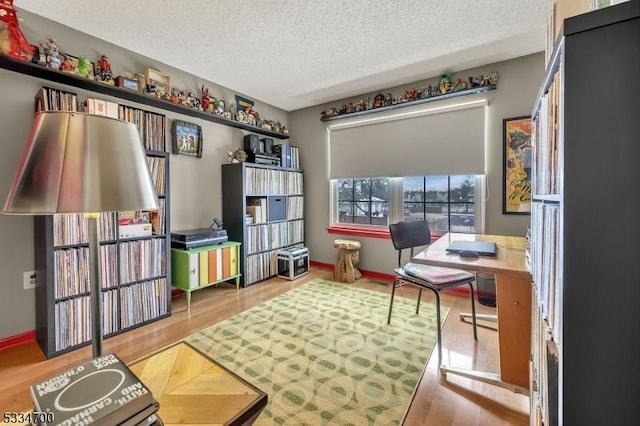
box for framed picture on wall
[171,120,203,158]
[503,115,532,215]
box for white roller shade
[328,100,487,179]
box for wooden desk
[130,342,267,425]
[411,232,531,394]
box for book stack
[30,353,161,425]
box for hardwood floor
[0,268,528,425]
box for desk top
[411,232,531,277]
[129,341,267,426]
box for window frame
[329,176,485,236]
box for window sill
[327,226,390,239]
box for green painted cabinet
[171,241,241,310]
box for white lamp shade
[3,111,159,214]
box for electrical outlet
[23,270,36,290]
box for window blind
[328,100,487,179]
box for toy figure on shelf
[188,92,201,110]
[453,78,469,91]
[77,56,92,78]
[215,98,225,115]
[40,38,61,70]
[60,55,74,72]
[96,54,114,84]
[169,88,180,104]
[401,88,417,102]
[0,0,35,61]
[438,71,453,94]
[374,93,384,108]
[202,87,214,113]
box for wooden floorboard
[0,268,528,425]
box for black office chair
[387,220,478,372]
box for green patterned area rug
[187,278,448,425]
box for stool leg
[416,288,422,314]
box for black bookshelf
[529,2,640,424]
[31,87,172,358]
[222,162,304,287]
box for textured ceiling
[15,0,552,112]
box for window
[337,178,390,226]
[332,175,483,233]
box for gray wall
[0,11,288,339]
[289,53,544,275]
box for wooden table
[411,232,531,394]
[130,341,267,425]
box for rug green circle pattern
[187,278,448,425]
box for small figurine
[487,70,499,85]
[228,149,247,163]
[169,88,180,104]
[469,76,482,87]
[453,79,469,91]
[40,37,61,70]
[438,71,453,95]
[77,56,92,78]
[145,83,156,96]
[96,54,114,83]
[345,102,354,114]
[0,0,35,61]
[374,93,384,108]
[215,98,225,115]
[189,92,201,110]
[60,55,74,72]
[201,86,214,112]
[384,93,393,106]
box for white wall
[289,53,544,274]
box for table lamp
[2,111,159,358]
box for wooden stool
[333,239,362,283]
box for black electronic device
[243,134,260,153]
[445,240,497,256]
[248,152,281,166]
[261,137,274,154]
[171,228,228,249]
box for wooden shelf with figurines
[320,70,497,122]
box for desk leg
[495,273,531,390]
[186,290,191,312]
[441,273,531,395]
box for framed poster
[503,115,532,215]
[171,120,203,158]
[235,94,254,112]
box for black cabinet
[530,2,640,424]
